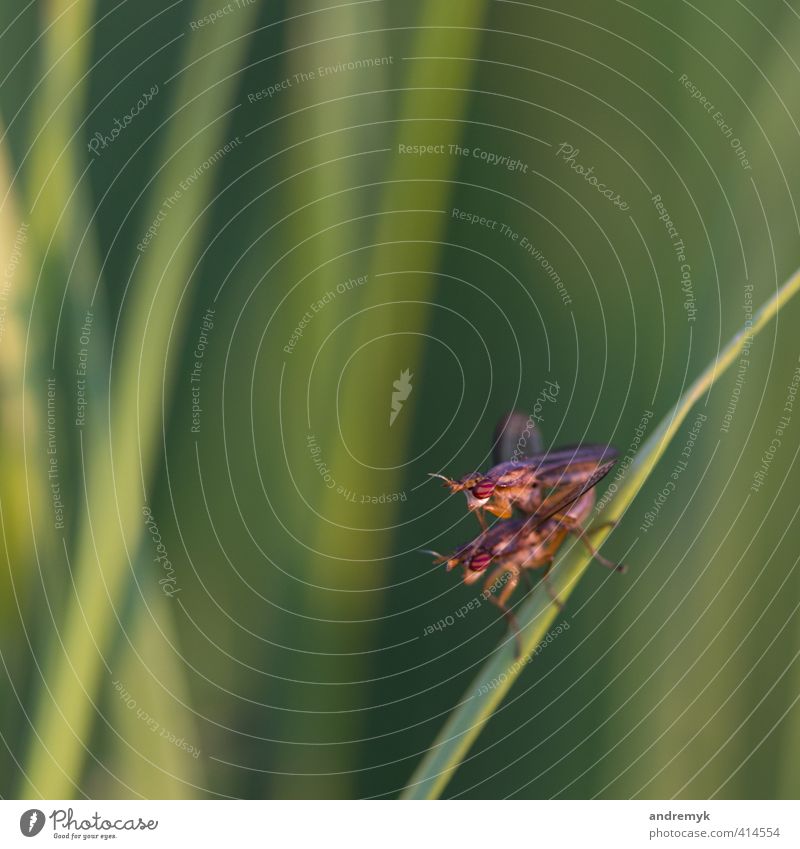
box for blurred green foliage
[0,0,799,800]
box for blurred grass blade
[0,114,52,789]
[272,0,490,798]
[27,0,99,286]
[401,265,800,800]
[21,0,258,798]
[0,117,43,605]
[98,577,205,797]
[267,2,390,798]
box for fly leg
[521,568,535,591]
[562,518,626,572]
[484,563,522,658]
[540,559,564,609]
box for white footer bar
[1,799,795,848]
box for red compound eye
[469,551,492,572]
[472,479,495,500]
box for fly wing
[486,443,618,489]
[532,443,618,470]
[522,459,617,529]
[532,445,618,489]
[492,410,544,465]
[445,517,528,565]
[485,517,530,556]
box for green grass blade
[21,0,258,798]
[401,265,800,800]
[276,0,490,798]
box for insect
[433,458,618,574]
[492,409,543,464]
[439,489,622,655]
[427,411,623,655]
[430,442,619,527]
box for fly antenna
[419,548,450,566]
[428,471,462,490]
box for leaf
[401,265,800,799]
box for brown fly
[427,411,624,655]
[432,490,621,655]
[431,459,619,574]
[430,442,618,526]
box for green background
[1,0,799,799]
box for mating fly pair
[428,411,625,655]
